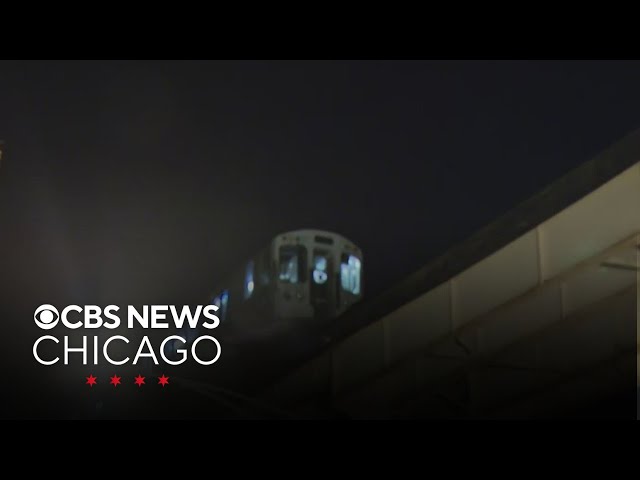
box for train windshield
[279,245,307,283]
[312,254,329,284]
[340,254,361,295]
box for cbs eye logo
[34,304,59,330]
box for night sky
[1,60,640,418]
[1,61,640,406]
[2,61,640,309]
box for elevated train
[163,229,363,366]
[210,229,363,343]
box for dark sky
[1,60,640,310]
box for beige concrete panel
[455,230,539,326]
[333,321,385,394]
[477,285,562,353]
[542,164,640,279]
[564,263,636,317]
[385,281,452,364]
[535,287,635,371]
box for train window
[340,255,361,295]
[212,290,229,322]
[313,254,329,284]
[279,246,307,283]
[244,260,255,300]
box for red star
[158,374,170,387]
[134,374,145,387]
[109,374,122,387]
[86,374,97,387]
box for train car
[207,229,363,344]
[155,229,363,392]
